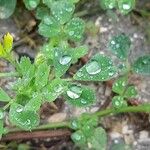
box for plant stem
[0,72,19,78]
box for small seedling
[0,0,150,149]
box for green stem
[0,72,19,78]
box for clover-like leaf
[42,78,68,102]
[88,127,107,150]
[112,96,127,109]
[0,0,16,19]
[35,62,50,90]
[35,6,49,20]
[65,18,85,42]
[9,103,40,130]
[38,17,61,38]
[51,0,75,24]
[132,55,150,76]
[109,33,131,60]
[65,84,96,107]
[53,47,72,77]
[73,54,117,81]
[118,0,135,15]
[0,88,11,102]
[24,0,40,10]
[112,76,128,95]
[124,86,137,98]
[100,0,117,10]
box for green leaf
[112,76,128,95]
[73,54,117,81]
[42,0,53,8]
[71,130,86,145]
[42,78,68,102]
[64,18,85,42]
[100,0,117,10]
[0,88,11,102]
[124,86,137,98]
[38,17,61,38]
[25,96,42,112]
[68,0,80,3]
[88,127,107,150]
[35,62,50,90]
[9,103,40,130]
[51,0,75,24]
[109,34,131,60]
[66,84,96,107]
[112,96,127,109]
[71,45,88,63]
[118,0,135,15]
[132,55,150,76]
[3,33,13,53]
[0,0,16,19]
[35,6,49,20]
[0,120,4,138]
[53,47,72,77]
[24,0,40,10]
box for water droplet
[73,133,81,141]
[77,71,83,77]
[81,99,87,104]
[69,31,74,36]
[59,55,72,65]
[122,4,131,10]
[29,0,37,8]
[67,85,82,99]
[16,107,23,113]
[66,7,73,12]
[0,110,4,120]
[142,60,148,64]
[122,81,126,86]
[26,119,31,125]
[108,71,114,77]
[43,16,53,25]
[86,61,101,75]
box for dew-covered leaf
[73,54,117,81]
[65,84,96,107]
[64,18,85,42]
[118,0,135,15]
[100,0,117,10]
[88,127,107,150]
[51,0,75,24]
[0,0,16,19]
[42,78,68,102]
[132,55,150,76]
[109,34,131,60]
[35,62,50,90]
[35,6,49,20]
[9,103,40,130]
[112,76,128,95]
[124,86,137,98]
[42,0,53,8]
[53,47,72,77]
[24,0,40,10]
[112,96,127,109]
[38,17,61,38]
[0,88,11,102]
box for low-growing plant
[0,0,150,149]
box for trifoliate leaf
[42,78,68,102]
[64,18,85,42]
[124,86,137,98]
[3,33,13,53]
[53,47,72,77]
[51,0,75,24]
[0,88,11,102]
[100,0,117,10]
[73,54,117,81]
[118,0,135,15]
[109,34,131,60]
[88,127,107,150]
[71,130,86,145]
[132,55,150,76]
[35,6,49,20]
[9,103,40,130]
[112,96,127,109]
[38,17,61,38]
[0,0,16,19]
[112,76,128,95]
[66,84,96,107]
[24,0,40,10]
[35,62,50,90]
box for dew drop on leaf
[59,55,72,65]
[86,61,101,75]
[0,110,4,120]
[122,3,131,10]
[16,107,23,113]
[29,0,37,8]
